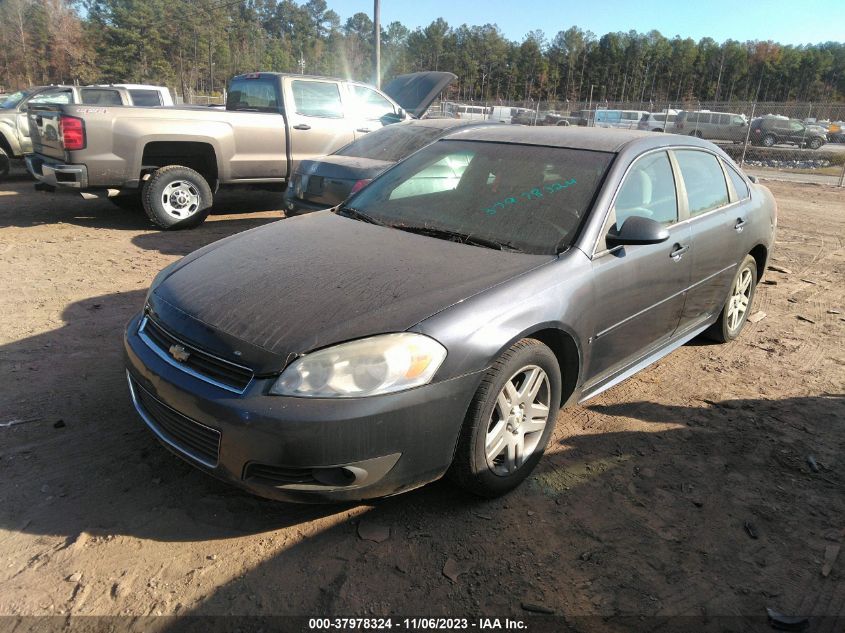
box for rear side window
[129,89,162,106]
[724,161,750,200]
[80,89,122,105]
[292,80,343,118]
[227,77,280,112]
[674,150,729,216]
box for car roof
[439,125,691,153]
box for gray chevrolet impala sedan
[124,127,776,502]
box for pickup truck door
[346,83,402,138]
[283,78,356,172]
[18,89,73,152]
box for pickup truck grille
[128,376,221,468]
[138,317,254,393]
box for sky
[331,0,844,46]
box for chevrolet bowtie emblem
[168,344,190,363]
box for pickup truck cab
[0,84,171,174]
[25,71,454,229]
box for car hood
[298,155,395,180]
[382,72,457,118]
[152,212,551,371]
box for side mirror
[748,175,757,183]
[606,215,670,247]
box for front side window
[613,151,678,229]
[674,150,729,216]
[350,85,395,120]
[1,90,29,109]
[345,140,614,255]
[789,121,804,132]
[291,81,342,118]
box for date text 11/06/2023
[308,617,529,630]
[483,178,577,215]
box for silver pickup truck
[26,71,454,229]
[0,84,171,176]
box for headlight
[270,333,447,398]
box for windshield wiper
[334,206,387,226]
[391,224,523,252]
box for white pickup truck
[25,72,454,229]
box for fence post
[739,102,756,169]
[839,160,845,188]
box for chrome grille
[138,317,253,393]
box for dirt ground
[0,163,843,632]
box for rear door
[673,149,741,332]
[283,78,355,172]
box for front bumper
[124,312,482,502]
[25,153,88,189]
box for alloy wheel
[727,267,753,333]
[485,365,551,476]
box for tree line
[1,0,843,105]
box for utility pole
[373,0,381,88]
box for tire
[653,128,663,133]
[0,147,9,179]
[808,137,823,150]
[706,255,758,343]
[108,193,144,212]
[141,165,213,230]
[449,338,561,498]
[761,134,776,148]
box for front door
[283,78,356,173]
[585,150,691,386]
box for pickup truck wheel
[0,147,9,178]
[142,165,212,230]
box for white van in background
[96,84,174,106]
[594,109,649,129]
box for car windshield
[334,125,446,162]
[0,90,28,109]
[344,140,614,255]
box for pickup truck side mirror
[606,215,670,247]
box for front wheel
[761,134,776,147]
[706,255,758,343]
[449,339,561,498]
[142,165,213,230]
[808,137,823,150]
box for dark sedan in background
[125,127,776,503]
[283,118,498,215]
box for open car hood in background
[382,71,456,119]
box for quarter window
[613,151,678,229]
[80,89,123,105]
[724,161,750,199]
[291,80,343,118]
[674,150,729,216]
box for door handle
[734,218,746,232]
[292,124,311,131]
[670,244,689,261]
[356,127,371,133]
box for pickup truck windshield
[227,77,280,112]
[345,140,614,255]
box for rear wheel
[761,134,776,147]
[706,255,758,343]
[449,339,561,498]
[141,165,213,230]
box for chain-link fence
[429,99,845,187]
